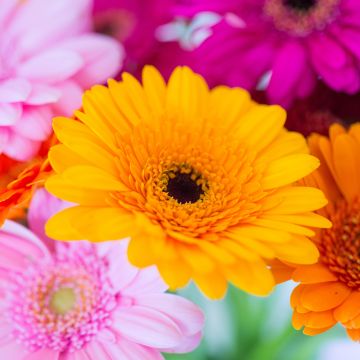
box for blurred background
[166,284,358,360]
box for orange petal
[292,263,337,284]
[193,269,228,300]
[303,326,334,336]
[300,282,351,311]
[306,310,336,329]
[292,311,309,330]
[346,328,360,341]
[334,291,360,324]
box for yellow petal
[262,154,320,189]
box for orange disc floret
[45,66,330,299]
[289,123,360,341]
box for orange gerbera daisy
[45,66,330,299]
[0,138,53,224]
[290,123,360,341]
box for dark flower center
[283,0,316,11]
[166,172,205,204]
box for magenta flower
[0,189,204,359]
[93,0,185,77]
[0,0,123,161]
[178,0,360,106]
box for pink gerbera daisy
[0,189,204,359]
[177,0,360,106]
[0,0,123,161]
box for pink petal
[0,0,17,27]
[8,0,91,57]
[96,240,139,292]
[267,41,311,106]
[62,34,124,88]
[309,33,360,93]
[0,78,31,103]
[122,266,168,296]
[161,331,203,354]
[28,189,69,251]
[113,306,183,348]
[12,106,53,141]
[23,349,59,360]
[0,103,22,126]
[0,340,27,360]
[26,84,61,105]
[3,130,40,161]
[0,221,51,273]
[115,339,164,360]
[52,80,83,116]
[135,294,205,336]
[59,349,92,360]
[17,49,83,84]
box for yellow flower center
[320,199,360,289]
[50,287,77,315]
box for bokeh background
[166,284,356,360]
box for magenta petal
[0,78,31,103]
[113,306,183,348]
[17,49,84,83]
[135,294,205,336]
[309,33,360,93]
[0,103,22,126]
[267,41,311,106]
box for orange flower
[45,66,330,299]
[289,123,360,341]
[0,138,54,224]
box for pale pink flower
[0,189,204,359]
[0,0,123,161]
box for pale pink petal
[12,106,53,141]
[62,34,124,88]
[113,306,183,348]
[8,0,91,57]
[0,103,22,126]
[161,331,203,354]
[134,294,205,336]
[3,131,40,161]
[115,338,164,360]
[96,240,139,292]
[0,0,17,28]
[0,78,31,102]
[26,84,61,105]
[0,221,51,273]
[59,349,91,360]
[0,340,28,360]
[28,189,69,251]
[52,80,83,116]
[17,49,83,84]
[122,266,168,296]
[23,349,59,360]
